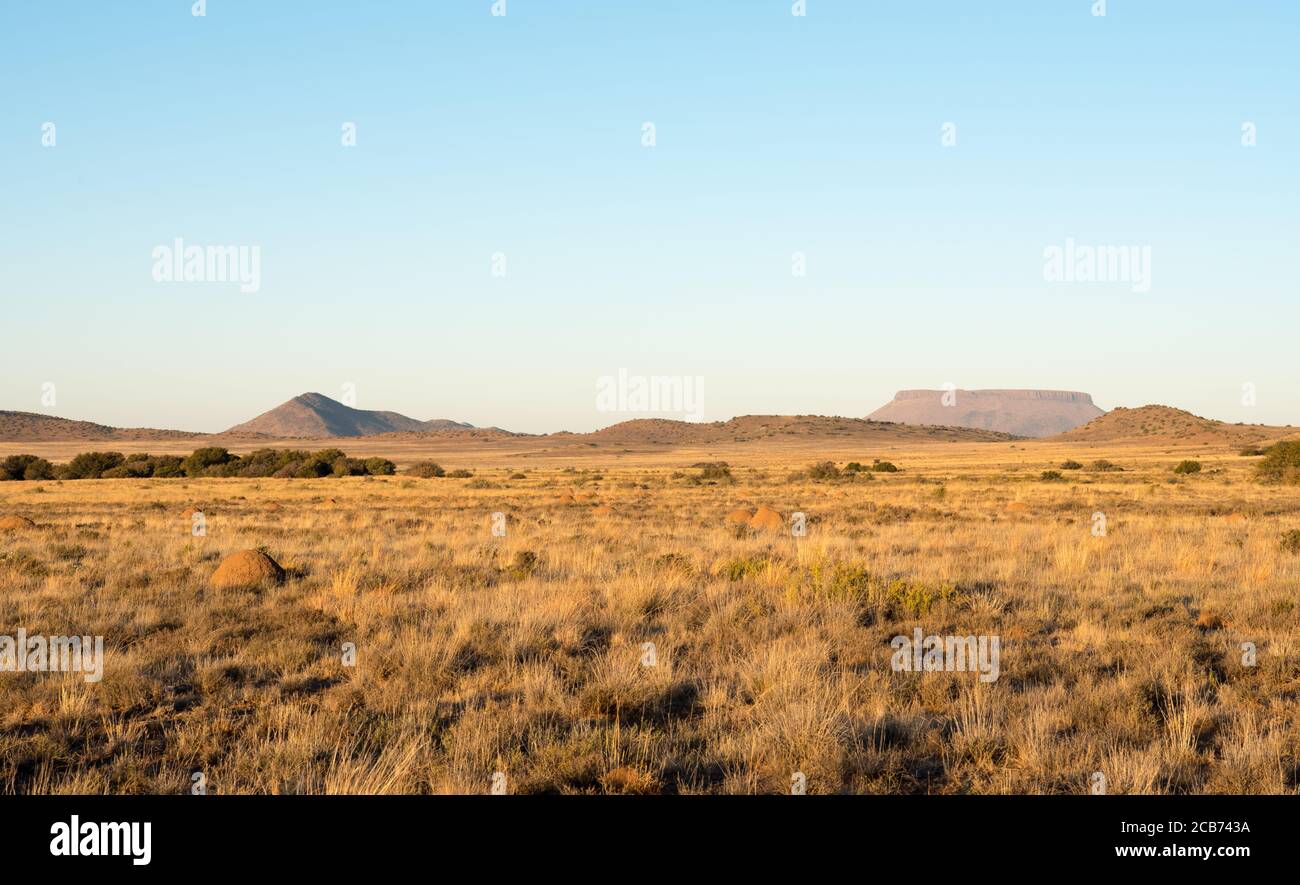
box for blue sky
[2,1,1296,433]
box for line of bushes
[0,448,396,481]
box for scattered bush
[1089,459,1122,472]
[843,462,866,473]
[1172,460,1202,475]
[1257,441,1300,485]
[364,457,396,476]
[1281,530,1300,555]
[1059,460,1083,470]
[807,461,841,481]
[504,550,539,580]
[406,462,445,478]
[697,462,733,482]
[871,460,899,473]
[1040,470,1065,482]
[446,469,474,479]
[1239,445,1266,457]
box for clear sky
[2,1,1296,433]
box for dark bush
[148,455,185,478]
[25,446,396,482]
[182,447,234,477]
[229,448,287,478]
[843,462,865,473]
[1281,530,1300,555]
[808,461,842,481]
[64,451,126,479]
[693,462,733,483]
[1040,470,1065,481]
[293,457,334,478]
[446,469,474,479]
[364,457,396,476]
[1172,460,1202,475]
[1,455,55,481]
[331,457,367,477]
[1060,460,1083,470]
[871,460,899,473]
[406,462,445,478]
[1257,441,1300,485]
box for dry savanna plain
[1,435,1298,795]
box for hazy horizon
[3,1,1296,434]
[6,385,1298,437]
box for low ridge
[1051,405,1297,445]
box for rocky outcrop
[866,389,1104,438]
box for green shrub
[406,461,445,478]
[1090,459,1122,472]
[1257,441,1300,485]
[446,469,474,479]
[721,556,770,582]
[1040,470,1064,481]
[504,550,539,580]
[1059,460,1083,470]
[807,461,842,481]
[182,447,234,477]
[148,455,185,478]
[228,448,290,478]
[843,462,866,473]
[871,460,899,473]
[1172,460,1202,475]
[696,462,733,483]
[364,457,396,476]
[331,457,367,477]
[64,451,126,479]
[1,455,54,481]
[1239,445,1266,457]
[293,457,334,478]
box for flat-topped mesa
[867,389,1104,438]
[890,389,1096,405]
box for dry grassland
[1,441,1297,794]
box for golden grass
[0,441,1296,794]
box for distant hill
[0,411,205,442]
[1051,405,1297,445]
[867,389,1104,438]
[550,415,1018,445]
[224,392,474,438]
